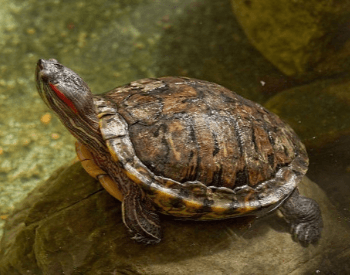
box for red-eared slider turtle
[36,59,323,244]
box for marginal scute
[97,77,308,219]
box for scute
[104,77,307,190]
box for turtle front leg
[122,182,162,244]
[75,141,123,201]
[279,188,323,244]
[76,141,161,244]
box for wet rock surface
[1,162,349,275]
[232,0,350,80]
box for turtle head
[36,59,103,148]
[36,59,95,118]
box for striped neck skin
[36,59,107,154]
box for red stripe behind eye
[49,83,78,114]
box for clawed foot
[131,229,161,245]
[122,184,162,245]
[291,221,322,244]
[280,188,323,245]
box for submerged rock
[232,0,350,80]
[265,75,350,149]
[1,162,349,274]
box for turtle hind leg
[279,188,323,244]
[122,184,161,244]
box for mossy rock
[232,0,350,80]
[1,162,350,274]
[265,75,350,149]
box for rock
[0,0,295,239]
[264,75,350,149]
[232,0,350,80]
[1,162,350,274]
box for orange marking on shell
[106,142,119,162]
[183,199,203,211]
[211,205,228,215]
[237,191,255,214]
[125,170,143,184]
[98,175,123,202]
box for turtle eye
[49,83,78,114]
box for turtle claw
[291,222,322,244]
[131,231,161,245]
[122,183,162,244]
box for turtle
[35,58,323,245]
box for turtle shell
[101,77,308,219]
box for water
[0,0,349,274]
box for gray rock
[232,0,350,80]
[1,162,349,275]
